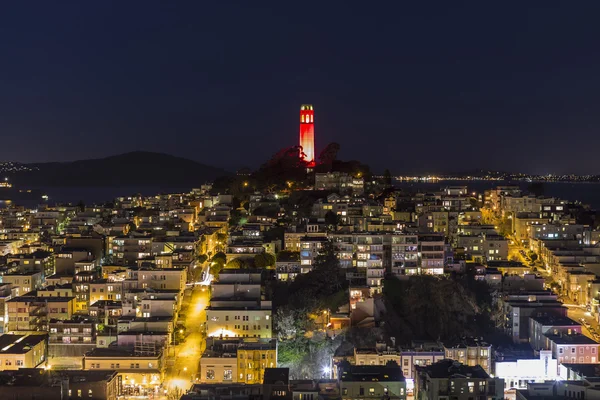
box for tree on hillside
[212,252,227,265]
[277,250,300,262]
[324,211,340,230]
[252,146,310,190]
[209,262,224,280]
[312,241,343,290]
[383,169,392,187]
[382,275,493,343]
[254,253,276,269]
[226,258,247,269]
[288,241,344,306]
[318,142,341,169]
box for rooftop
[85,347,161,358]
[417,359,489,379]
[340,365,405,382]
[443,337,490,349]
[0,334,47,354]
[530,315,581,327]
[545,334,599,345]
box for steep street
[165,285,210,396]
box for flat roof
[417,360,489,379]
[85,347,161,358]
[545,334,599,345]
[0,334,46,354]
[530,316,580,327]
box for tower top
[300,104,313,111]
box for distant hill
[6,151,230,187]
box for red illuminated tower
[299,104,315,167]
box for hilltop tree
[383,169,392,187]
[252,146,310,190]
[318,142,341,169]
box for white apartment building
[206,270,272,339]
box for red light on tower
[299,104,315,167]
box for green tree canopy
[212,252,227,265]
[277,250,300,262]
[254,253,276,269]
[225,258,247,269]
[324,210,340,229]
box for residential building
[502,291,566,343]
[82,347,164,396]
[2,271,43,296]
[529,315,582,351]
[199,337,277,384]
[340,365,407,400]
[0,369,119,400]
[544,334,600,365]
[419,234,445,275]
[7,294,75,332]
[0,333,47,371]
[315,172,364,195]
[495,350,558,391]
[206,270,272,339]
[415,360,504,400]
[443,338,492,374]
[390,234,419,276]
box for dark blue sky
[1,1,599,174]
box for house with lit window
[122,267,187,295]
[315,172,364,195]
[391,234,419,276]
[415,360,504,400]
[443,338,492,374]
[0,369,119,400]
[110,236,152,266]
[529,315,582,351]
[544,334,600,365]
[299,236,328,273]
[2,271,43,297]
[340,364,407,400]
[419,234,446,275]
[7,294,75,332]
[0,333,47,371]
[47,317,96,369]
[206,270,272,339]
[199,337,277,384]
[82,347,164,397]
[7,250,54,277]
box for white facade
[494,351,557,391]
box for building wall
[199,356,237,383]
[237,347,277,384]
[552,342,600,364]
[0,337,47,371]
[444,346,492,374]
[206,309,272,338]
[341,381,406,400]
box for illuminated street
[566,305,600,340]
[165,285,210,396]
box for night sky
[1,2,600,174]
